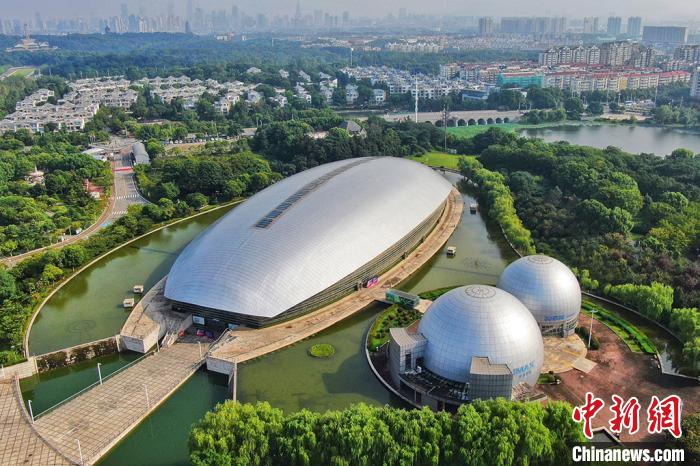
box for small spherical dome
[497,255,581,329]
[417,285,543,386]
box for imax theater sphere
[497,255,581,337]
[165,157,453,328]
[417,285,544,388]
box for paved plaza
[0,379,72,465]
[541,334,590,374]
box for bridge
[381,110,523,127]
[1,337,214,465]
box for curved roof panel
[164,157,453,319]
[418,285,544,386]
[497,255,581,326]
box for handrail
[34,348,156,419]
[205,330,230,357]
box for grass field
[408,151,473,170]
[11,67,36,78]
[582,301,657,354]
[0,66,36,80]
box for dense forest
[0,33,533,81]
[252,117,445,174]
[458,128,699,372]
[135,143,280,205]
[0,132,110,256]
[189,400,584,466]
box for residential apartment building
[691,68,700,98]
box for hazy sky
[2,0,699,22]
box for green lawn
[408,151,473,170]
[11,67,36,78]
[581,301,656,354]
[367,305,422,351]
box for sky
[2,0,699,22]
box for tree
[669,148,694,159]
[40,264,64,283]
[0,269,16,303]
[587,101,604,115]
[186,192,208,210]
[564,97,584,119]
[605,282,675,321]
[58,245,87,270]
[145,139,165,158]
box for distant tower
[414,78,419,123]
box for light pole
[27,400,34,423]
[76,439,83,465]
[144,384,150,409]
[97,363,103,385]
[588,309,597,348]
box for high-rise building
[600,41,632,66]
[478,17,494,37]
[691,67,700,98]
[583,17,599,34]
[500,17,566,35]
[120,3,128,19]
[607,17,622,36]
[643,26,688,44]
[627,16,642,37]
[675,45,700,64]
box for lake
[520,124,700,155]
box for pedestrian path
[0,379,72,465]
[13,337,210,465]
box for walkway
[207,188,463,373]
[27,339,210,465]
[0,379,72,465]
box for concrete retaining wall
[35,336,120,373]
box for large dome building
[497,255,581,337]
[164,157,453,328]
[388,285,544,410]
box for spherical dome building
[417,285,544,388]
[497,255,581,337]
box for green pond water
[21,170,686,464]
[28,207,233,355]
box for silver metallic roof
[132,142,149,165]
[497,255,581,326]
[165,157,453,319]
[417,285,544,386]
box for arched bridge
[382,110,523,127]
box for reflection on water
[520,124,700,155]
[28,207,234,355]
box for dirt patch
[540,314,699,442]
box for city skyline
[2,0,700,23]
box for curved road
[1,137,149,268]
